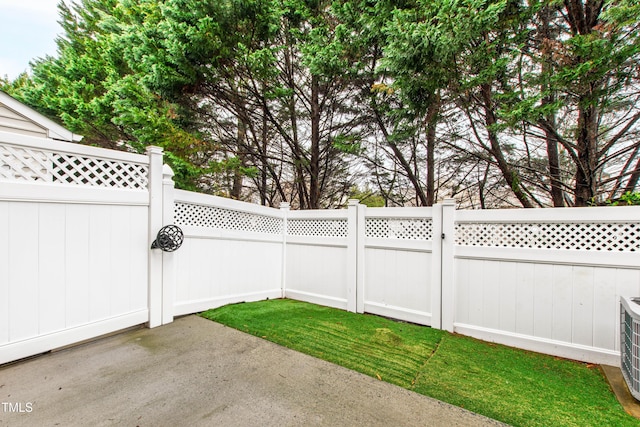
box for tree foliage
[5,0,640,208]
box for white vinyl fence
[359,205,442,326]
[0,131,155,364]
[285,203,354,310]
[2,131,639,367]
[451,207,640,365]
[170,189,284,317]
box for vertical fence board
[8,202,39,341]
[111,207,131,315]
[364,248,387,304]
[201,240,216,299]
[88,205,111,321]
[65,204,90,328]
[482,261,501,330]
[514,262,535,336]
[572,266,595,347]
[533,264,553,340]
[174,238,191,303]
[233,241,252,294]
[223,241,240,294]
[467,259,484,326]
[187,238,208,302]
[498,262,517,333]
[551,264,573,343]
[395,251,412,306]
[366,248,395,306]
[593,268,617,350]
[0,202,9,344]
[209,240,225,297]
[129,207,148,312]
[455,258,470,324]
[38,203,66,334]
[404,251,431,312]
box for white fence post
[431,202,444,329]
[147,146,163,328]
[440,198,456,332]
[346,199,360,312]
[356,203,366,313]
[161,164,176,325]
[280,202,290,299]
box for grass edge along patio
[202,298,639,427]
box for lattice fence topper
[455,222,640,252]
[0,144,148,189]
[366,217,433,240]
[287,218,348,237]
[174,202,283,234]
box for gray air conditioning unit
[621,296,640,400]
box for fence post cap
[348,199,360,206]
[443,198,456,205]
[279,202,290,210]
[146,145,163,155]
[162,163,175,178]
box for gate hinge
[441,233,445,240]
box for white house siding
[0,104,48,138]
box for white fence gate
[2,131,640,367]
[359,205,442,326]
[0,132,155,364]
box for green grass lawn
[201,298,639,427]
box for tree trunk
[372,106,429,206]
[539,4,565,207]
[425,93,440,206]
[546,131,565,207]
[283,42,309,209]
[478,163,491,209]
[562,0,603,206]
[574,100,599,206]
[480,84,533,208]
[310,74,321,209]
[231,118,246,200]
[260,111,269,206]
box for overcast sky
[0,0,65,80]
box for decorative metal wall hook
[151,225,184,252]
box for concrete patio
[0,315,505,426]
